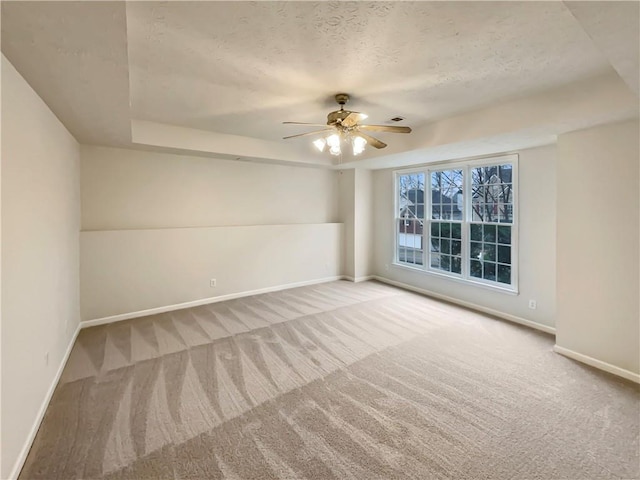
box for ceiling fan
[282,93,412,156]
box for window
[396,172,425,266]
[395,155,517,291]
[429,169,463,275]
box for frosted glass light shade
[326,134,340,147]
[352,136,367,155]
[313,138,326,152]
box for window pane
[498,264,511,284]
[470,242,483,259]
[399,173,425,220]
[431,172,440,190]
[498,225,511,245]
[431,222,440,237]
[483,262,496,281]
[451,257,462,274]
[430,237,439,253]
[441,223,451,238]
[483,244,496,262]
[431,202,443,220]
[415,232,423,249]
[451,223,462,239]
[440,255,451,272]
[470,259,482,278]
[431,253,441,269]
[408,189,417,205]
[470,224,482,241]
[398,173,425,265]
[472,204,484,222]
[499,202,513,223]
[498,245,511,264]
[451,240,462,256]
[483,225,496,243]
[431,170,463,221]
[471,163,514,226]
[441,239,451,254]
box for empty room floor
[20,281,639,479]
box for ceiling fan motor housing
[327,110,354,126]
[327,93,352,126]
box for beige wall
[80,146,343,320]
[556,120,639,374]
[338,168,374,281]
[372,145,557,328]
[354,169,374,279]
[1,55,81,479]
[338,169,355,278]
[81,224,343,320]
[81,145,339,230]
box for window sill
[390,262,519,295]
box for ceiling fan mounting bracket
[335,93,350,106]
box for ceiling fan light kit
[283,93,412,158]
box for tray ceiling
[1,1,638,167]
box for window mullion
[424,168,429,271]
[462,165,469,280]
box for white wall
[81,224,342,320]
[338,168,374,281]
[81,145,338,230]
[1,55,80,479]
[556,120,639,375]
[80,146,342,320]
[354,169,374,279]
[372,145,557,329]
[338,169,355,278]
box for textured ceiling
[1,1,131,146]
[1,1,638,165]
[126,1,610,141]
[564,1,640,96]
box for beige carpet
[20,280,639,479]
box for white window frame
[393,154,519,294]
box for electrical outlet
[528,300,537,310]
[210,279,217,287]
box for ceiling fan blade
[357,132,387,149]
[283,121,329,127]
[358,125,412,133]
[341,111,368,127]
[283,129,333,140]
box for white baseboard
[81,276,345,328]
[553,345,640,384]
[371,275,556,335]
[343,275,374,283]
[8,323,81,480]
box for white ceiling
[2,1,638,168]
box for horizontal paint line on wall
[81,276,345,327]
[81,222,344,233]
[371,275,556,335]
[553,345,640,384]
